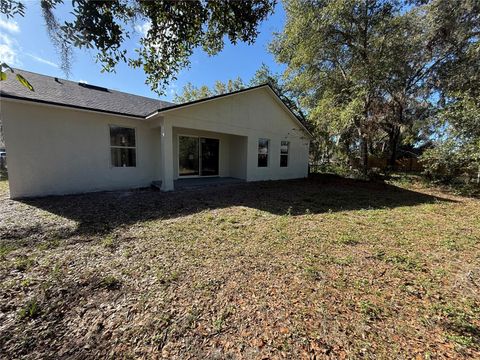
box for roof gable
[152,84,312,138]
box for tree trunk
[361,92,370,177]
[388,126,400,170]
[385,99,404,172]
[360,135,368,176]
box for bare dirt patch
[1,175,479,359]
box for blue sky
[0,1,286,102]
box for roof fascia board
[0,95,145,120]
[145,110,159,119]
[262,86,313,139]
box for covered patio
[173,176,245,190]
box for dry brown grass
[0,175,479,359]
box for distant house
[0,69,311,198]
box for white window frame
[280,140,289,167]
[109,125,137,168]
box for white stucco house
[0,69,312,199]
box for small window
[280,141,289,167]
[110,125,136,167]
[258,138,269,167]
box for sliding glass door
[200,138,219,176]
[179,136,199,176]
[179,136,219,177]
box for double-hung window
[258,138,269,167]
[280,141,289,167]
[110,125,136,167]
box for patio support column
[245,135,256,181]
[160,119,174,191]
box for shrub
[421,139,479,184]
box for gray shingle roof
[0,68,173,118]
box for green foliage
[303,264,322,281]
[0,0,25,18]
[358,300,383,321]
[421,138,477,182]
[212,307,233,333]
[0,244,15,259]
[1,0,276,93]
[18,299,41,320]
[14,74,33,90]
[36,238,61,251]
[2,0,275,91]
[156,269,180,285]
[0,63,34,91]
[102,235,116,250]
[270,0,408,174]
[420,1,480,184]
[173,77,246,103]
[270,0,479,177]
[337,233,360,246]
[14,257,35,271]
[433,302,480,351]
[374,251,423,271]
[422,95,480,184]
[250,63,307,123]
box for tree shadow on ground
[15,174,454,237]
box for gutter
[0,94,146,120]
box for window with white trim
[258,138,269,167]
[110,125,136,167]
[280,141,289,167]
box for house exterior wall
[229,135,248,179]
[1,86,310,198]
[162,87,309,184]
[1,101,159,198]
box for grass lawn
[0,175,479,359]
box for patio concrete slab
[174,177,245,191]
